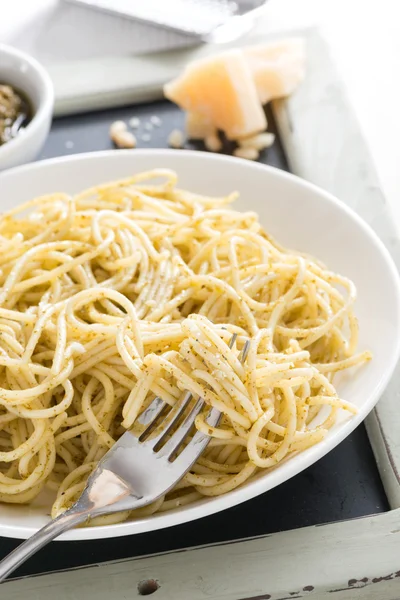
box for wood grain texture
[3,509,400,599]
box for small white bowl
[0,44,54,170]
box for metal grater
[63,0,269,42]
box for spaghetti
[0,169,371,522]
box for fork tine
[153,332,238,453]
[157,396,205,459]
[172,406,228,471]
[172,422,216,470]
[206,406,222,427]
[137,396,166,427]
[138,333,243,455]
[229,332,238,349]
[160,402,222,463]
[240,339,251,362]
[145,390,193,449]
[172,337,249,468]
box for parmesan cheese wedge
[164,50,266,140]
[185,111,216,140]
[244,38,305,104]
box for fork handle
[0,508,89,583]
[0,468,141,583]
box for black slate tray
[0,101,389,579]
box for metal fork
[0,334,249,582]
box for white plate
[0,149,399,540]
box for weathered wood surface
[3,509,400,599]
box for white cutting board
[0,0,290,116]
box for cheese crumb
[128,117,140,128]
[168,129,185,149]
[204,133,222,153]
[110,120,137,148]
[239,132,275,150]
[233,147,259,161]
[110,124,136,149]
[109,120,126,135]
[150,115,161,126]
